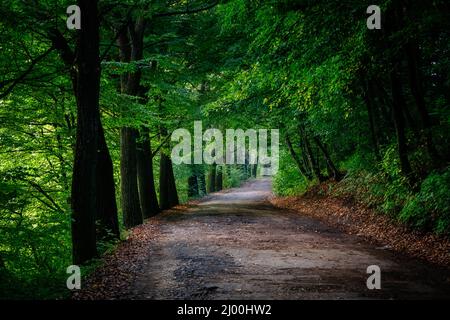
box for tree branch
[154,1,219,18]
[27,180,65,214]
[0,47,54,99]
[47,29,75,67]
[151,133,172,158]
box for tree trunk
[120,127,143,228]
[0,254,5,270]
[188,175,199,198]
[285,134,312,180]
[363,80,382,162]
[372,79,396,139]
[118,19,146,228]
[71,0,101,265]
[96,126,120,239]
[159,152,170,210]
[167,157,179,207]
[208,164,216,193]
[198,166,207,196]
[300,127,325,182]
[405,41,439,164]
[251,164,257,178]
[313,137,342,181]
[136,128,160,218]
[216,166,223,191]
[188,165,200,198]
[390,67,415,185]
[298,138,313,178]
[159,152,179,209]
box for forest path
[125,178,450,300]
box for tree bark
[363,80,382,162]
[390,67,415,185]
[188,175,199,198]
[159,152,179,209]
[216,166,223,191]
[96,126,120,239]
[251,164,257,178]
[51,0,120,262]
[405,40,439,164]
[198,166,207,196]
[298,138,313,178]
[208,164,217,193]
[71,0,101,264]
[285,134,312,180]
[167,157,179,207]
[299,127,325,182]
[120,127,143,228]
[313,137,342,181]
[159,152,170,210]
[118,19,146,228]
[372,80,396,138]
[136,128,160,218]
[188,165,200,198]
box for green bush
[0,169,72,299]
[400,168,450,235]
[223,165,248,189]
[273,150,310,196]
[333,148,450,236]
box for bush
[400,168,450,235]
[273,150,310,196]
[223,165,248,189]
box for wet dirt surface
[126,179,450,300]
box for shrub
[273,150,309,196]
[400,168,450,235]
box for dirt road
[123,178,450,300]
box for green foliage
[222,166,248,189]
[336,156,450,236]
[216,0,450,240]
[0,170,72,298]
[273,151,309,196]
[1,0,449,299]
[173,164,191,203]
[400,168,450,235]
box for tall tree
[70,0,103,264]
[117,18,146,228]
[208,164,217,193]
[159,151,179,210]
[136,128,160,218]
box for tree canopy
[0,0,449,298]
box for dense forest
[0,0,449,299]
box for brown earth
[270,184,450,269]
[75,178,450,300]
